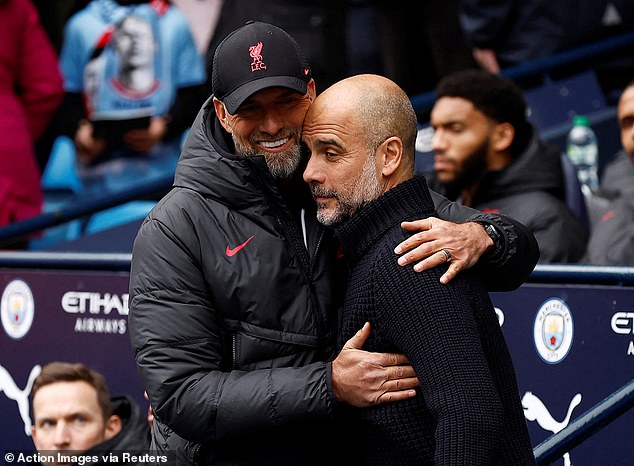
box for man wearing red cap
[129,21,538,465]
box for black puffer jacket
[129,97,539,465]
[129,98,342,465]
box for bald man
[302,74,536,465]
[584,82,634,265]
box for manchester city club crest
[533,298,574,364]
[1,280,35,340]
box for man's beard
[311,152,383,226]
[444,139,488,193]
[232,130,302,180]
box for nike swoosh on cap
[225,235,255,257]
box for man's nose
[431,129,446,152]
[260,108,284,135]
[303,155,322,184]
[53,422,71,448]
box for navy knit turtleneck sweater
[334,176,535,465]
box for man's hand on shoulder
[394,217,493,284]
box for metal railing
[529,264,634,286]
[534,378,634,465]
[0,173,173,249]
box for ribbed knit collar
[334,175,437,266]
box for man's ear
[378,137,403,177]
[492,122,515,152]
[31,425,39,449]
[213,98,231,132]
[104,414,123,441]
[307,79,317,102]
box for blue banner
[1,270,633,464]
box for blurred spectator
[205,0,347,93]
[30,0,90,173]
[597,82,634,200]
[345,0,383,77]
[32,0,90,53]
[31,362,150,464]
[0,0,63,246]
[426,69,588,263]
[370,0,475,96]
[57,0,206,197]
[584,81,634,265]
[459,0,634,94]
[170,0,222,53]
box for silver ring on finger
[441,249,452,263]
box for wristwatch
[482,223,503,256]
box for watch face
[485,224,502,254]
[486,224,500,240]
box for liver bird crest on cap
[249,42,266,72]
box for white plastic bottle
[566,115,599,192]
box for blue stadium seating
[29,136,84,249]
[83,200,156,235]
[41,135,83,195]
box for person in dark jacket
[427,68,588,263]
[128,21,538,465]
[302,73,536,466]
[30,361,150,466]
[459,0,634,82]
[597,81,634,201]
[584,81,634,265]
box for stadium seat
[524,71,621,175]
[524,71,607,131]
[41,136,83,195]
[83,200,156,235]
[29,136,84,249]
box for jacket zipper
[249,161,328,348]
[231,333,237,369]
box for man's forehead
[242,86,301,104]
[618,87,634,115]
[432,97,481,123]
[33,381,99,408]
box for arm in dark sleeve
[459,0,513,49]
[374,249,504,463]
[431,189,540,291]
[56,92,85,138]
[584,188,634,265]
[164,84,208,140]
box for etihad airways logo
[62,291,129,335]
[62,291,129,315]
